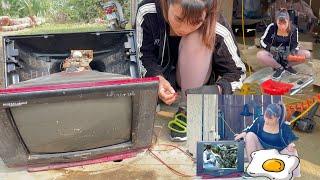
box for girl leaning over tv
[136,0,246,142]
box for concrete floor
[1,31,320,180]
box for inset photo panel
[187,94,319,179]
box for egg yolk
[262,158,285,172]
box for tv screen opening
[197,141,244,177]
[11,96,132,154]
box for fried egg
[246,149,299,180]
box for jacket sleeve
[290,27,300,51]
[136,5,163,77]
[260,23,275,50]
[213,15,246,91]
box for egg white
[246,149,299,180]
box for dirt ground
[1,31,320,179]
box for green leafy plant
[1,0,132,23]
[0,0,50,17]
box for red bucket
[261,79,294,95]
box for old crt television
[197,141,244,178]
[0,72,158,168]
[0,31,159,168]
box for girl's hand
[234,132,246,141]
[157,75,178,105]
[287,143,296,152]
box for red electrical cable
[147,148,195,177]
[149,132,196,177]
[155,144,195,161]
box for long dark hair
[160,0,218,50]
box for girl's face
[277,19,289,32]
[168,3,206,36]
[264,113,279,126]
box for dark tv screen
[11,96,132,154]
